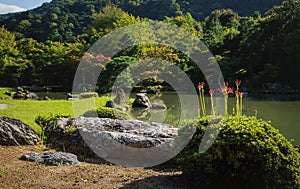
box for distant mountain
[0,0,282,42]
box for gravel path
[0,145,193,189]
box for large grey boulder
[132,93,152,108]
[0,117,39,145]
[21,152,80,166]
[46,117,178,166]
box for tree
[0,27,32,86]
[164,13,203,38]
[98,56,138,92]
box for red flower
[198,82,205,89]
[235,79,241,87]
[225,82,229,87]
[209,89,214,96]
[239,92,243,97]
[227,87,233,94]
[218,87,226,94]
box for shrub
[35,114,71,142]
[177,115,300,189]
[82,107,131,120]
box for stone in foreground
[46,117,179,166]
[21,152,80,166]
[0,117,39,146]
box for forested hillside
[0,0,282,42]
[0,0,299,93]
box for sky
[0,0,52,14]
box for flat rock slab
[21,152,80,166]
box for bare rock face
[46,117,178,166]
[0,117,39,146]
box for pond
[37,92,67,100]
[38,92,300,145]
[131,93,300,145]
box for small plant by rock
[35,114,70,143]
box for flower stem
[201,88,206,116]
[210,96,215,116]
[240,93,243,116]
[225,95,228,116]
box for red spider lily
[198,82,205,89]
[235,91,243,97]
[225,82,229,87]
[209,89,214,96]
[218,87,226,94]
[227,87,234,94]
[107,57,112,62]
[235,79,242,87]
[96,54,112,62]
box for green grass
[0,87,13,99]
[0,97,113,134]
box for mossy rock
[82,107,131,120]
[177,115,300,189]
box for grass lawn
[0,88,13,99]
[0,97,112,134]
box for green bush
[177,115,300,189]
[35,114,71,142]
[82,107,131,120]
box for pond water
[131,93,300,145]
[37,92,67,100]
[37,92,300,145]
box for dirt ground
[0,145,193,189]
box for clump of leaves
[82,107,131,120]
[0,169,5,177]
[177,115,300,188]
[35,114,70,143]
